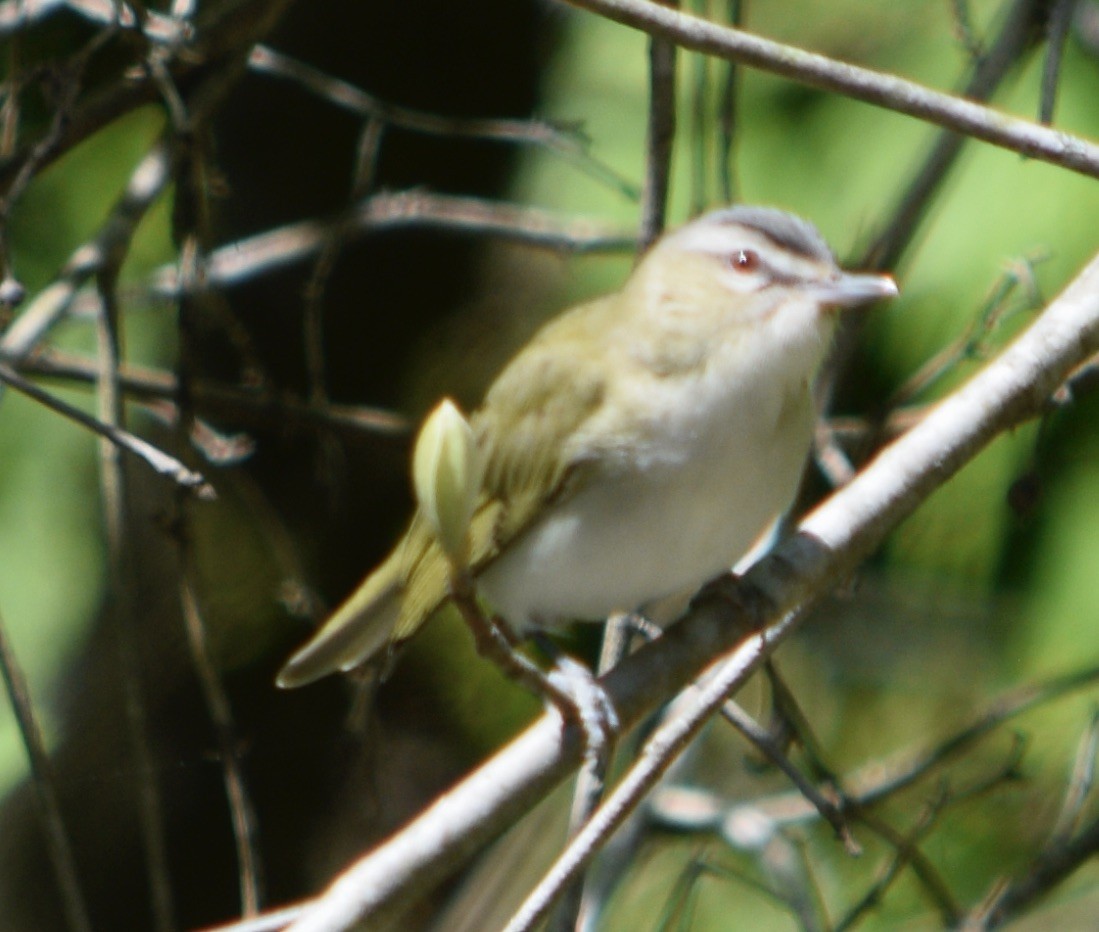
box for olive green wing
[394,300,612,639]
[277,297,614,686]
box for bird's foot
[541,647,620,772]
[447,577,619,767]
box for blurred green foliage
[0,106,173,799]
[3,0,1099,927]
[496,0,1099,926]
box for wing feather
[279,295,616,681]
[394,297,612,638]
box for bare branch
[179,561,264,915]
[971,813,1099,925]
[0,361,213,495]
[9,349,408,441]
[1045,710,1099,850]
[716,0,743,204]
[150,192,635,296]
[638,0,677,251]
[93,214,178,931]
[1,142,172,361]
[862,0,1051,271]
[650,668,1099,844]
[838,801,959,930]
[558,0,1099,179]
[0,0,188,44]
[273,252,1099,931]
[0,21,119,293]
[0,603,91,932]
[1039,0,1075,125]
[884,254,1045,411]
[717,698,859,854]
[0,0,295,192]
[248,46,639,200]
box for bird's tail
[276,552,402,689]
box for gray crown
[706,205,835,264]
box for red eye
[731,249,760,272]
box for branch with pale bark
[4,2,1099,929]
[248,246,1099,929]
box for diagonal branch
[0,361,213,494]
[557,0,1099,179]
[149,191,635,296]
[0,603,91,932]
[268,245,1099,931]
[248,46,639,200]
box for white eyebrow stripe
[671,223,832,287]
[670,223,774,257]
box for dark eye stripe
[723,244,814,290]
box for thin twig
[0,0,23,293]
[0,0,186,43]
[164,40,272,918]
[0,361,213,495]
[647,731,1027,927]
[813,423,858,488]
[449,573,607,763]
[0,0,293,192]
[300,117,385,407]
[950,0,986,61]
[247,46,639,200]
[813,0,1050,509]
[1,141,172,362]
[179,561,264,915]
[9,348,409,440]
[0,604,92,932]
[149,191,635,297]
[556,0,1099,180]
[716,0,742,203]
[763,661,840,787]
[835,800,955,930]
[863,0,1051,270]
[884,255,1044,411]
[94,262,176,932]
[655,667,1099,841]
[0,22,117,297]
[1044,709,1099,852]
[966,797,1099,926]
[504,602,812,932]
[0,21,113,203]
[847,672,1091,811]
[718,699,859,854]
[638,0,678,251]
[1039,0,1076,125]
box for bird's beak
[812,271,899,308]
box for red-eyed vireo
[277,206,898,689]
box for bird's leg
[534,635,620,771]
[447,572,618,768]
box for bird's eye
[730,249,760,272]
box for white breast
[478,301,827,633]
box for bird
[277,205,898,690]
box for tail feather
[276,554,402,689]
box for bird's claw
[547,653,620,772]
